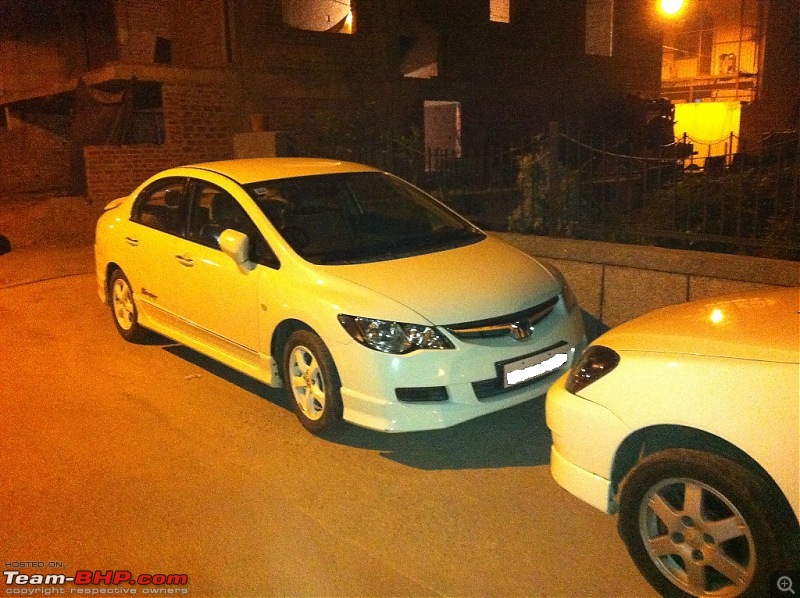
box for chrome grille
[444,296,559,340]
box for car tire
[283,330,343,434]
[109,269,150,343]
[618,448,792,598]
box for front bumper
[545,373,631,514]
[333,303,586,432]
[341,365,569,432]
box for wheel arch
[270,318,315,378]
[610,424,798,529]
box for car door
[122,177,192,329]
[175,178,273,366]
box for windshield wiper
[395,227,484,251]
[307,228,484,265]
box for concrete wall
[497,233,800,328]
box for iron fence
[547,126,800,260]
[298,125,800,261]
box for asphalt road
[1,272,657,597]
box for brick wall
[0,125,72,195]
[84,81,239,202]
[161,83,236,148]
[117,0,227,67]
[172,0,227,67]
[116,0,174,63]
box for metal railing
[547,127,799,260]
[296,125,800,261]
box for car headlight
[565,345,620,393]
[338,315,454,354]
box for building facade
[2,0,759,202]
[660,0,800,158]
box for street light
[660,0,684,16]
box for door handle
[125,236,139,247]
[175,254,194,267]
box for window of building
[130,81,165,144]
[673,13,714,76]
[661,2,760,104]
[71,79,164,145]
[399,32,439,79]
[282,0,354,34]
[585,0,614,57]
[424,101,462,171]
[490,0,510,23]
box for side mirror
[219,229,250,264]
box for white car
[547,287,800,597]
[95,158,586,434]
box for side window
[187,181,279,268]
[131,178,187,235]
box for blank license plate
[500,346,569,388]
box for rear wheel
[618,449,793,597]
[109,269,150,343]
[283,330,343,434]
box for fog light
[395,386,449,402]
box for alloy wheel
[112,278,135,331]
[288,345,326,421]
[638,477,756,596]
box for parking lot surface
[1,262,657,597]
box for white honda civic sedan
[95,158,586,434]
[547,287,799,597]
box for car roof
[184,157,380,185]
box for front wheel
[109,269,150,343]
[618,448,793,598]
[283,330,343,434]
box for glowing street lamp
[660,0,685,16]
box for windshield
[244,172,484,264]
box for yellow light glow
[710,309,725,324]
[342,10,354,34]
[660,0,684,16]
[673,101,742,169]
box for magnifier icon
[778,576,796,594]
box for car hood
[318,235,560,324]
[599,287,800,363]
